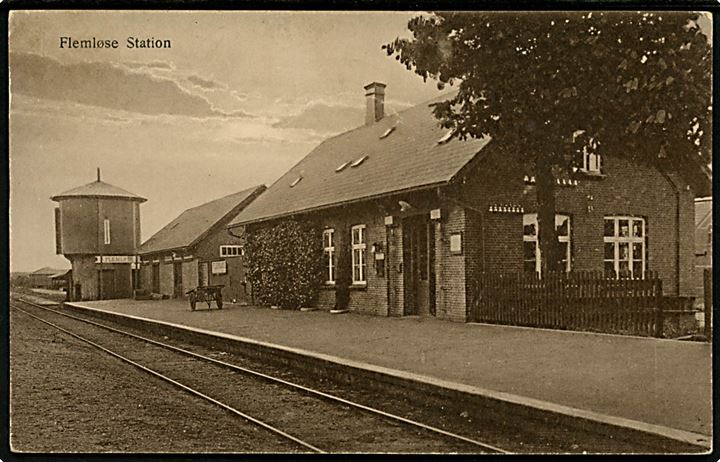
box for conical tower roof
[51,179,146,202]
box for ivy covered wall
[244,219,324,309]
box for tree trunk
[535,155,561,276]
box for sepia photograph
[7,9,713,455]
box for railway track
[11,298,510,454]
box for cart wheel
[189,294,197,311]
[216,295,223,309]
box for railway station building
[138,185,265,303]
[51,172,146,301]
[228,82,711,322]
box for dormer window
[351,155,368,168]
[290,176,302,187]
[581,147,601,174]
[379,125,396,139]
[335,161,350,172]
[574,131,601,174]
[437,128,455,144]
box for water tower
[51,169,146,300]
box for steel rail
[11,303,325,454]
[14,297,510,454]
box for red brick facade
[284,145,696,321]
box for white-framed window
[604,216,646,279]
[103,218,111,245]
[323,229,335,284]
[582,149,601,173]
[351,224,367,284]
[523,214,572,275]
[574,131,601,174]
[220,245,244,258]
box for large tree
[385,11,711,274]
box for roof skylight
[351,155,369,168]
[335,161,350,172]
[437,128,456,144]
[379,125,396,139]
[289,176,303,187]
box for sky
[9,11,445,272]
[8,11,711,273]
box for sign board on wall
[211,260,227,275]
[95,255,137,264]
[450,233,463,254]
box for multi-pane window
[220,245,244,257]
[351,224,367,284]
[103,218,111,245]
[523,214,571,275]
[604,217,646,279]
[323,229,335,284]
[582,149,601,173]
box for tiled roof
[229,93,490,227]
[138,185,265,255]
[51,180,146,202]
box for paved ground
[67,298,711,437]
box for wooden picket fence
[469,271,665,337]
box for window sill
[574,170,607,180]
[320,283,367,291]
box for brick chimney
[364,82,386,126]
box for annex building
[138,185,265,303]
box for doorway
[403,215,436,316]
[152,264,160,293]
[199,262,209,287]
[173,262,183,297]
[100,269,116,299]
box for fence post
[654,279,664,338]
[704,268,712,341]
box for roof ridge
[181,185,263,213]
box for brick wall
[434,203,467,321]
[677,186,696,297]
[70,255,98,300]
[387,219,404,316]
[457,145,695,297]
[194,220,247,301]
[313,203,390,316]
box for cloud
[123,60,175,70]
[187,74,227,90]
[9,52,250,119]
[273,102,365,133]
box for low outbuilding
[138,185,265,304]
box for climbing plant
[245,219,324,309]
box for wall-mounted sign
[374,252,385,261]
[384,215,394,226]
[450,233,463,254]
[95,255,137,264]
[211,260,227,275]
[430,208,442,220]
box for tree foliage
[385,11,711,272]
[245,219,324,309]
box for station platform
[62,298,711,446]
